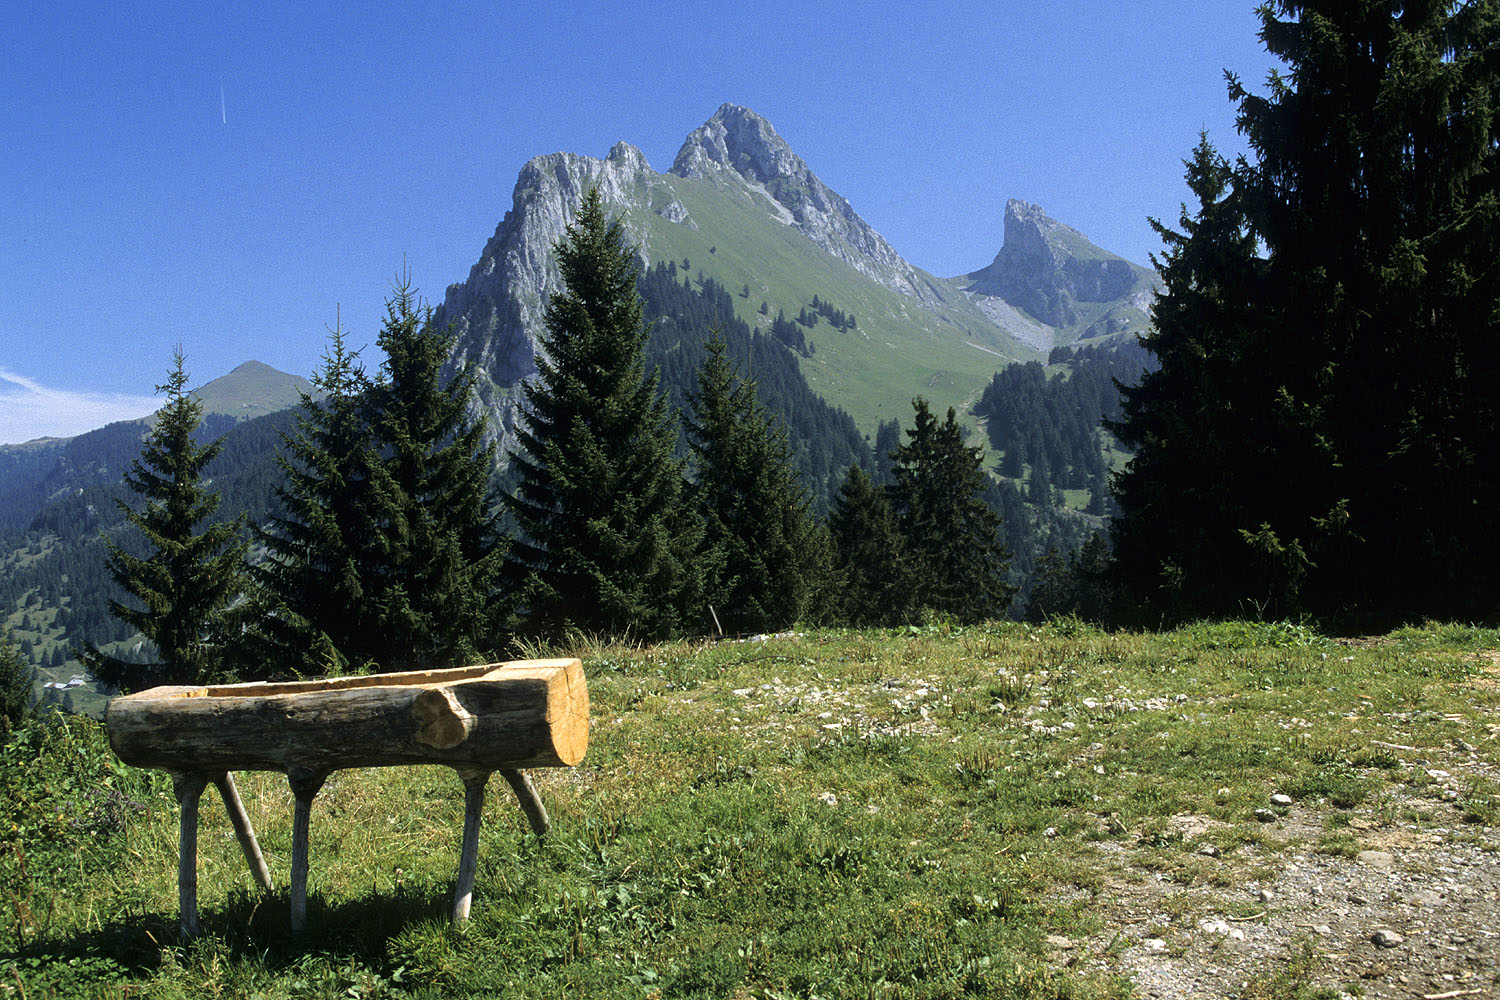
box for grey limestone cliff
[959,199,1157,347]
[670,103,943,307]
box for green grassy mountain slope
[633,171,1042,432]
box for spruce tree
[686,329,823,634]
[82,350,249,691]
[1113,3,1500,624]
[828,463,912,626]
[251,319,394,674]
[1109,136,1270,618]
[887,398,1014,623]
[505,188,702,639]
[366,277,507,668]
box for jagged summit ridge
[435,140,670,396]
[670,103,799,183]
[671,104,939,305]
[429,104,1158,455]
[961,199,1156,340]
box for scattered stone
[1198,843,1221,857]
[1258,889,1275,904]
[1142,938,1167,953]
[1044,826,1059,838]
[1356,850,1395,868]
[1349,893,1370,905]
[1045,934,1075,950]
[1201,919,1231,934]
[1314,924,1333,936]
[1270,793,1294,807]
[1254,808,1277,823]
[1370,928,1405,948]
[816,792,838,807]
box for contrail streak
[220,82,226,124]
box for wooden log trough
[106,658,588,938]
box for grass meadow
[3,619,1497,998]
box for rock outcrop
[670,104,941,306]
[960,200,1157,344]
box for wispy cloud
[0,369,159,445]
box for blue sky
[2,2,1276,444]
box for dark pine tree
[505,188,703,640]
[251,319,396,674]
[82,350,250,691]
[1114,3,1500,625]
[366,275,507,668]
[0,630,33,738]
[1110,136,1271,620]
[828,464,912,626]
[686,329,825,634]
[887,398,1014,623]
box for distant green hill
[0,362,310,713]
[189,360,313,420]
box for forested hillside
[975,338,1156,514]
[2,264,1141,705]
[640,263,871,511]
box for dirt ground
[1057,652,1500,999]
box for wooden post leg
[499,769,550,836]
[286,767,328,935]
[210,772,273,892]
[451,770,490,926]
[171,772,208,941]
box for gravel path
[1062,729,1500,997]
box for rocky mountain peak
[670,103,798,183]
[671,103,939,305]
[962,200,1154,336]
[607,140,651,172]
[1001,199,1070,271]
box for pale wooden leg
[286,767,328,935]
[499,769,550,836]
[451,770,490,926]
[210,772,273,892]
[171,772,208,941]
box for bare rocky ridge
[670,103,943,307]
[962,200,1159,346]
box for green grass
[3,621,1497,998]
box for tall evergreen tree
[887,398,1014,623]
[1109,136,1273,618]
[251,319,394,674]
[82,350,250,691]
[505,188,703,639]
[686,329,824,634]
[1113,2,1500,624]
[828,463,912,626]
[367,277,507,668]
